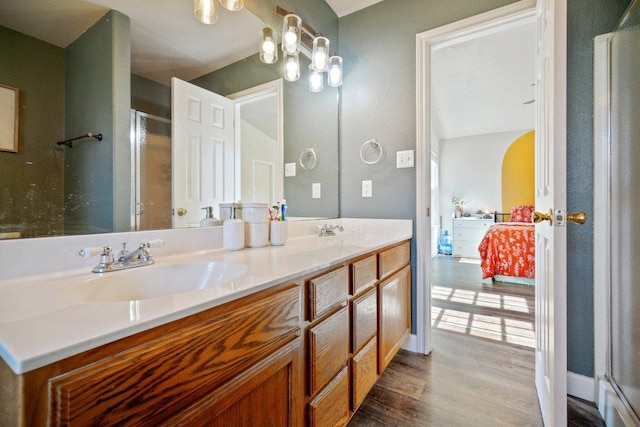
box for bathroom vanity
[0,219,412,426]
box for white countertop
[0,218,412,374]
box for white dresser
[452,218,494,258]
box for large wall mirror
[0,0,339,239]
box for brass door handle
[567,211,587,225]
[176,207,188,216]
[533,209,553,224]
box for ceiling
[430,17,536,140]
[324,0,383,17]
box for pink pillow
[510,205,534,222]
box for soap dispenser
[200,206,222,227]
[223,206,245,251]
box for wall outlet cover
[285,162,296,177]
[312,183,321,199]
[362,180,372,198]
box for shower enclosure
[607,1,640,424]
[130,111,172,231]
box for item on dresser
[438,230,452,255]
[452,218,493,258]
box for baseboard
[568,371,595,402]
[402,333,418,352]
[598,378,639,426]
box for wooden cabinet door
[308,366,349,427]
[351,337,378,410]
[378,265,411,373]
[165,339,302,427]
[308,306,349,396]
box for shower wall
[610,0,640,420]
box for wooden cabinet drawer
[351,255,377,295]
[308,266,348,321]
[378,241,410,280]
[351,337,378,411]
[308,306,349,395]
[351,287,377,353]
[308,366,349,427]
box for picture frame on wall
[0,84,19,153]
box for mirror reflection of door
[132,111,172,231]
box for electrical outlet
[362,180,372,198]
[285,162,296,177]
[312,183,321,199]
[396,150,415,168]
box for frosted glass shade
[260,26,278,64]
[327,56,343,87]
[194,0,218,24]
[309,65,323,92]
[282,14,302,54]
[311,36,330,72]
[219,0,243,11]
[284,52,300,82]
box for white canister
[270,221,288,246]
[223,218,245,251]
[219,203,243,221]
[242,203,270,222]
[245,222,269,248]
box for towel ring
[360,139,383,165]
[299,148,318,170]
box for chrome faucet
[79,239,164,273]
[318,224,344,237]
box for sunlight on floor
[432,285,530,314]
[459,257,481,265]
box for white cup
[270,221,288,246]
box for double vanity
[0,218,412,426]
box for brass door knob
[176,207,188,216]
[533,209,553,224]
[567,211,587,225]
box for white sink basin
[62,262,248,302]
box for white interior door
[534,0,567,424]
[171,78,234,227]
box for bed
[478,205,535,284]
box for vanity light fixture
[311,36,330,72]
[308,65,323,92]
[218,0,243,11]
[327,56,343,87]
[194,0,218,24]
[260,26,278,64]
[282,14,302,54]
[284,51,300,82]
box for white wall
[240,120,278,204]
[438,130,530,234]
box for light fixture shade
[260,26,278,64]
[282,14,302,54]
[194,0,218,24]
[311,36,330,72]
[219,0,243,11]
[309,65,324,92]
[327,56,343,87]
[283,52,300,82]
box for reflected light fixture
[309,65,323,92]
[194,0,218,24]
[218,0,243,11]
[311,36,330,72]
[260,26,278,64]
[282,14,302,54]
[327,56,343,87]
[284,52,300,81]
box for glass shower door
[609,0,640,421]
[132,111,172,231]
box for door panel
[534,0,567,425]
[171,78,234,227]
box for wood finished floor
[348,255,604,427]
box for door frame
[415,0,537,355]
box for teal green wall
[132,74,171,120]
[192,0,340,217]
[0,25,65,237]
[64,10,131,235]
[340,0,631,378]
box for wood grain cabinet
[1,240,412,427]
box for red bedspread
[478,223,535,279]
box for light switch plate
[396,150,415,168]
[285,162,296,177]
[362,180,372,198]
[312,183,321,199]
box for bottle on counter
[223,206,245,251]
